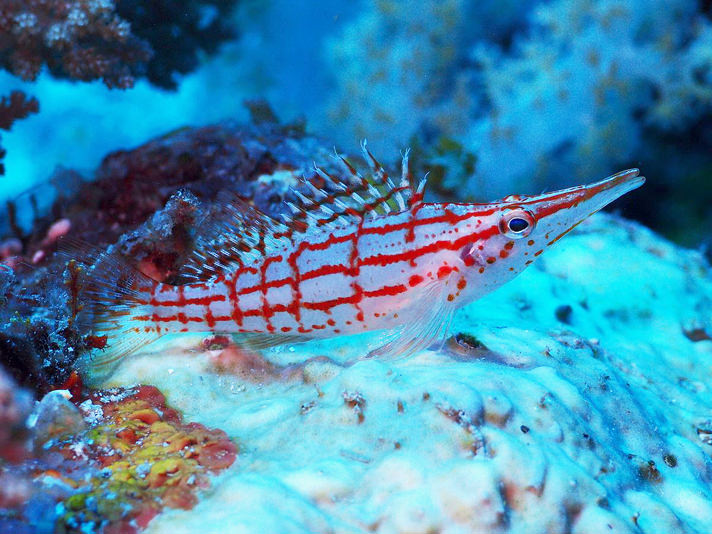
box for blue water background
[2,0,711,246]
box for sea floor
[94,213,712,534]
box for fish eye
[508,218,529,233]
[500,209,535,238]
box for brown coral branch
[0,90,39,175]
[0,90,39,130]
[0,0,152,89]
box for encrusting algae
[20,384,236,534]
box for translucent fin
[62,246,164,378]
[175,194,291,284]
[367,281,455,360]
[230,332,313,350]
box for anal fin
[230,332,314,351]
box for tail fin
[65,249,163,380]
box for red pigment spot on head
[534,250,543,257]
[327,318,336,326]
[486,257,496,264]
[504,241,514,250]
[478,266,485,274]
[409,274,424,287]
[437,265,454,279]
[447,294,454,302]
[499,250,509,258]
[527,239,535,246]
[525,260,533,265]
[281,326,292,332]
[478,244,484,250]
[457,278,466,290]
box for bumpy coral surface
[0,384,236,533]
[98,214,712,534]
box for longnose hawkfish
[76,142,644,373]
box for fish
[74,142,645,373]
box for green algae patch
[43,385,237,533]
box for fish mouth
[521,168,646,220]
[587,168,646,201]
[517,168,646,247]
[576,168,646,218]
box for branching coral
[320,0,538,156]
[0,0,239,90]
[466,0,712,197]
[0,0,238,176]
[321,0,474,155]
[322,0,712,215]
[0,0,151,88]
[0,91,39,131]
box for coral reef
[319,0,537,165]
[0,0,150,88]
[0,0,238,90]
[466,0,712,198]
[0,0,238,178]
[0,384,237,533]
[321,0,712,247]
[102,214,712,534]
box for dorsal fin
[288,140,426,230]
[175,144,427,283]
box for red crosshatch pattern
[133,202,497,336]
[123,165,642,342]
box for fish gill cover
[0,1,711,533]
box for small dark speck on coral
[663,454,678,467]
[555,304,573,324]
[520,425,530,433]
